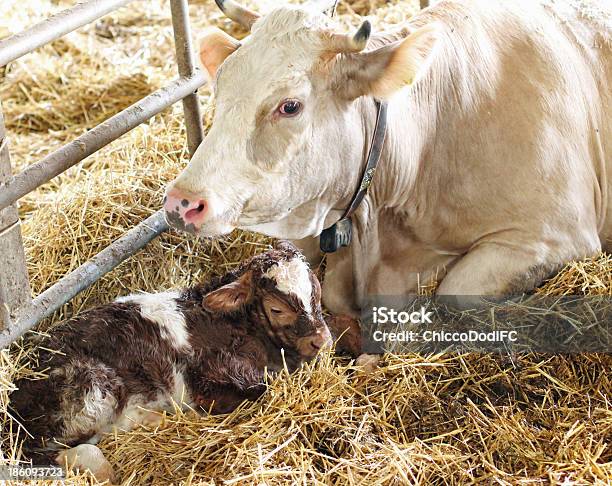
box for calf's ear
[202,271,253,313]
[199,27,241,79]
[331,24,439,100]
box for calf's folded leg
[195,383,265,414]
[326,315,381,372]
[187,353,267,414]
[326,314,363,357]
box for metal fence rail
[0,0,205,348]
[2,211,169,345]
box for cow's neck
[371,99,425,209]
[360,13,474,218]
[351,89,433,225]
[338,21,488,311]
[334,86,441,311]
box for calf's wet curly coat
[10,243,331,482]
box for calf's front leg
[188,353,267,414]
[194,382,266,414]
[326,314,362,357]
[56,444,116,484]
[326,314,381,372]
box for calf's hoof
[56,444,117,484]
[356,354,381,373]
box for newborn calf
[10,242,331,483]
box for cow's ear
[199,27,241,79]
[332,24,439,100]
[202,271,253,313]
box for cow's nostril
[184,201,207,221]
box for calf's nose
[164,189,208,230]
[308,328,333,352]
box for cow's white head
[164,0,437,239]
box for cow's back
[528,0,610,248]
[408,0,612,253]
[540,0,611,247]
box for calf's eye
[271,308,283,314]
[278,99,302,117]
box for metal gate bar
[0,0,205,348]
[171,0,204,155]
[1,211,169,346]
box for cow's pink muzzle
[164,189,208,233]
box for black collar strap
[320,100,389,253]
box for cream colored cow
[164,0,611,317]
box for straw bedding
[1,0,610,484]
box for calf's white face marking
[116,291,191,351]
[264,256,313,313]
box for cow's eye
[278,99,302,117]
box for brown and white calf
[164,0,611,318]
[10,242,331,483]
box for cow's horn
[214,0,260,30]
[327,20,372,53]
[309,0,340,16]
